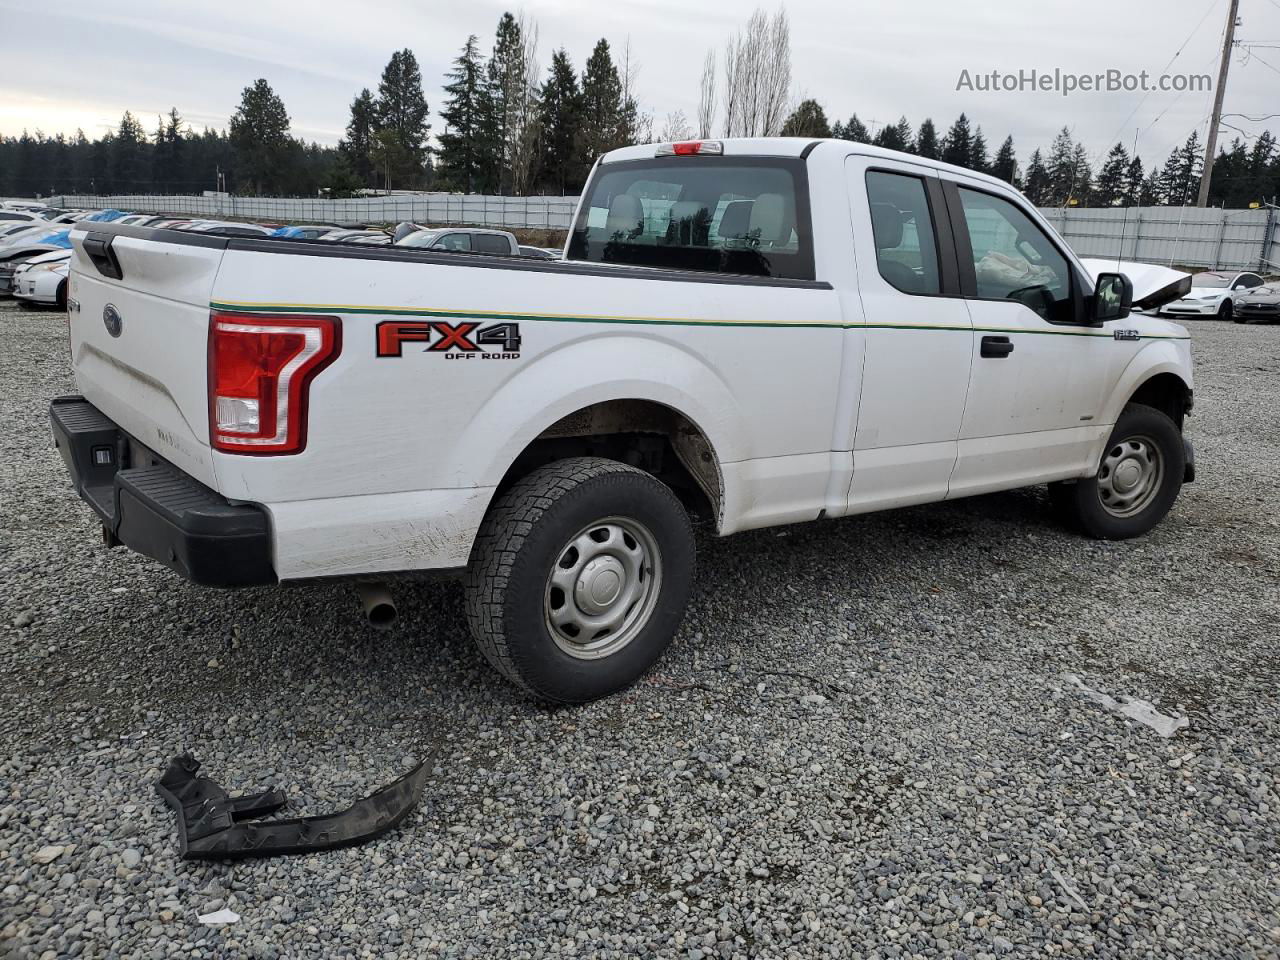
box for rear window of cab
[567,156,815,281]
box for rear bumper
[50,396,276,587]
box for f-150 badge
[376,320,521,359]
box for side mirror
[1092,272,1133,322]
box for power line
[1098,0,1225,157]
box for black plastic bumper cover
[156,754,430,860]
[49,395,276,587]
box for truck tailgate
[68,229,225,488]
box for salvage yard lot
[1,307,1278,959]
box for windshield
[398,230,444,248]
[567,156,815,280]
[1191,274,1230,289]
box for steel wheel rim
[1097,434,1164,518]
[544,516,663,660]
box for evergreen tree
[578,39,625,169]
[229,79,291,194]
[438,36,487,192]
[109,111,148,191]
[1159,131,1202,206]
[482,13,526,194]
[1122,155,1145,206]
[969,126,989,173]
[835,115,871,143]
[1068,143,1092,203]
[781,99,831,138]
[340,89,378,188]
[1023,148,1050,205]
[1140,164,1164,205]
[375,49,431,188]
[1095,143,1130,206]
[990,136,1017,185]
[151,108,186,191]
[538,49,583,194]
[1245,132,1277,205]
[940,113,973,167]
[1045,128,1079,204]
[915,118,940,159]
[873,115,912,152]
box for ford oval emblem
[103,304,122,338]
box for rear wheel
[1049,404,1184,540]
[464,457,695,703]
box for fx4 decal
[377,320,522,359]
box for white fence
[1040,206,1278,273]
[30,193,1280,273]
[46,192,580,231]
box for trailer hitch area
[156,753,429,860]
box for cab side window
[957,188,1073,323]
[864,171,941,296]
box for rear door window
[473,234,511,255]
[864,171,941,295]
[567,157,815,280]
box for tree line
[1,5,1278,208]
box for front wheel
[1049,404,1185,540]
[464,457,695,703]
[1219,300,1236,322]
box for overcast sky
[2,0,1277,170]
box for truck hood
[1079,259,1193,312]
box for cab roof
[600,137,1015,192]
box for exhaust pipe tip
[355,582,397,630]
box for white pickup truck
[52,137,1195,703]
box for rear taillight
[208,311,340,455]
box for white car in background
[1158,271,1266,321]
[12,250,70,308]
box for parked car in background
[0,200,50,214]
[272,225,343,240]
[1233,281,1280,323]
[319,229,390,244]
[0,210,50,225]
[1158,271,1266,320]
[0,228,72,292]
[186,222,275,237]
[12,249,70,308]
[519,245,561,260]
[396,227,519,255]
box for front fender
[1100,339,1194,427]
[449,330,746,491]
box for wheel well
[1128,373,1191,430]
[494,400,723,523]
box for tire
[1050,404,1185,540]
[1218,300,1236,322]
[464,457,695,704]
[55,280,67,312]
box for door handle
[980,335,1014,359]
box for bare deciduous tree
[697,50,717,138]
[721,8,791,138]
[505,14,542,196]
[660,110,693,142]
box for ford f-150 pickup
[52,137,1195,703]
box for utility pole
[1197,0,1240,207]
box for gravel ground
[1,304,1278,960]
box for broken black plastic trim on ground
[156,754,429,860]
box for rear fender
[451,333,744,509]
